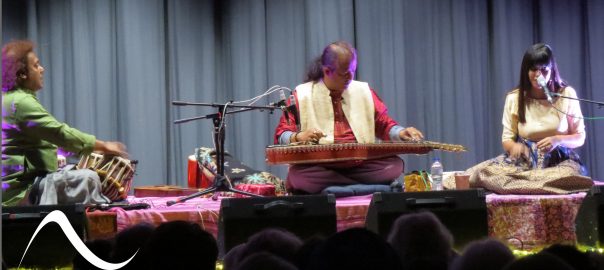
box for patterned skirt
[445,139,593,194]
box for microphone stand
[167,101,281,206]
[552,93,604,108]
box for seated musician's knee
[60,168,101,184]
[376,156,405,180]
[389,156,405,173]
[80,168,101,181]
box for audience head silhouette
[387,211,453,270]
[111,222,155,270]
[140,220,218,270]
[450,238,514,270]
[238,228,303,264]
[237,251,299,270]
[541,244,597,270]
[306,228,402,270]
[503,252,573,270]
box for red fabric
[331,93,356,143]
[187,156,211,188]
[233,184,276,197]
[273,85,399,144]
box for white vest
[296,80,375,144]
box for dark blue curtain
[3,0,603,187]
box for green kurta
[2,87,96,206]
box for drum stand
[167,102,280,206]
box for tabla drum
[97,156,137,201]
[76,152,106,170]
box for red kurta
[273,86,399,144]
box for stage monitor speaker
[575,185,604,247]
[366,189,488,249]
[217,194,337,255]
[2,204,87,268]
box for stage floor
[85,190,588,251]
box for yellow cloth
[404,171,431,192]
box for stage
[85,189,588,251]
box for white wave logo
[19,210,137,270]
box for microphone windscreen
[536,75,553,103]
[537,75,548,88]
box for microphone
[536,74,553,103]
[288,94,299,128]
[279,89,287,106]
[278,89,290,124]
[269,89,288,107]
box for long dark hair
[516,43,567,123]
[304,41,357,83]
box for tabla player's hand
[104,141,129,158]
[399,127,424,142]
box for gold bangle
[294,132,300,142]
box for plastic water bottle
[431,158,443,191]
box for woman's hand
[508,142,529,161]
[536,135,561,153]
